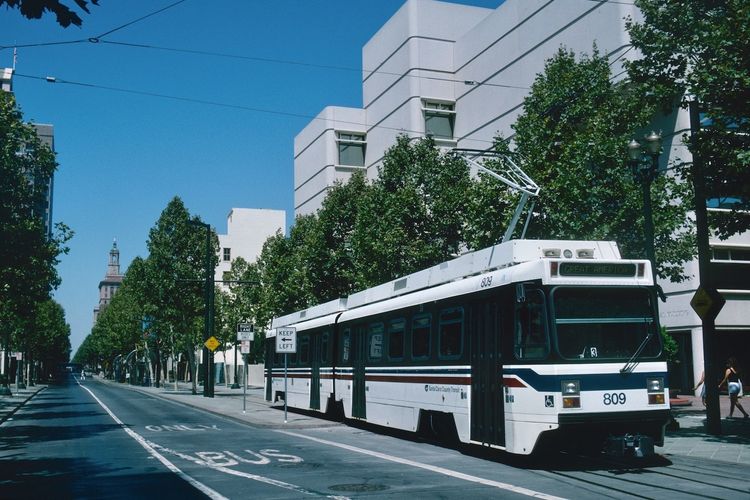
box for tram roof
[271,239,621,328]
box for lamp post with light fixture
[627,131,663,299]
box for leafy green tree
[487,48,693,281]
[627,0,750,239]
[351,136,473,287]
[1,90,72,381]
[304,171,370,303]
[144,197,216,390]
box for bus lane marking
[278,430,566,500]
[77,382,227,500]
[145,424,221,432]
[146,441,348,499]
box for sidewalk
[662,393,750,463]
[0,384,47,425]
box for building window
[336,132,366,166]
[223,248,231,261]
[423,101,455,140]
[712,247,750,262]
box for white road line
[77,382,228,500]
[147,441,349,500]
[279,430,566,500]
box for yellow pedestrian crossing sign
[690,286,725,321]
[204,336,220,352]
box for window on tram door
[321,332,330,364]
[514,289,550,360]
[412,314,431,360]
[341,329,351,363]
[388,318,405,360]
[368,323,384,361]
[299,335,310,366]
[552,287,661,361]
[439,308,463,359]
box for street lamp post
[627,131,663,297]
[189,219,215,398]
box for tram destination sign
[559,262,636,277]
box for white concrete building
[293,0,750,394]
[214,208,286,284]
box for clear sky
[1,0,502,357]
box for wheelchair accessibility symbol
[545,395,555,408]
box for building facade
[293,0,750,393]
[93,240,124,323]
[214,208,287,284]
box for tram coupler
[604,434,654,458]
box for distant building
[215,208,286,285]
[93,240,124,323]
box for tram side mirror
[516,284,526,303]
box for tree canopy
[0,0,99,28]
[627,0,750,239]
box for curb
[0,386,47,425]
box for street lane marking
[279,430,566,500]
[147,441,349,499]
[77,382,228,500]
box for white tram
[265,239,670,456]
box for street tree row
[1,91,73,385]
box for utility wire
[14,72,496,145]
[92,0,188,40]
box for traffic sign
[276,327,297,353]
[240,340,251,354]
[237,322,254,341]
[690,286,726,321]
[204,336,221,352]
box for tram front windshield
[552,287,661,361]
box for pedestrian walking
[718,357,748,419]
[81,369,85,381]
[693,370,706,407]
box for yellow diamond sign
[690,286,725,321]
[204,336,220,352]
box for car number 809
[603,392,626,405]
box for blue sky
[1,0,502,356]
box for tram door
[310,333,321,410]
[470,298,505,446]
[265,339,273,401]
[352,326,367,419]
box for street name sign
[276,327,297,353]
[237,323,254,341]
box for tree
[0,0,99,28]
[627,0,750,239]
[486,48,693,281]
[351,136,473,287]
[1,90,72,381]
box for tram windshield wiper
[620,331,653,374]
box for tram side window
[368,323,384,361]
[412,314,431,360]
[340,329,351,363]
[299,335,310,366]
[514,289,550,360]
[321,332,329,364]
[388,318,405,360]
[439,307,464,359]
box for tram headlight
[562,380,581,408]
[647,377,664,393]
[647,377,666,404]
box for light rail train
[266,239,670,456]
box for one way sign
[275,327,297,354]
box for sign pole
[284,353,288,423]
[243,354,247,413]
